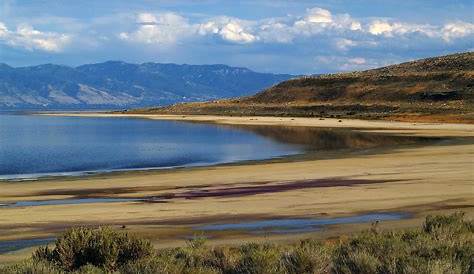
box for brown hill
[129,52,474,123]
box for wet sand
[0,114,473,264]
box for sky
[0,0,473,74]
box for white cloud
[117,7,473,51]
[258,21,294,43]
[257,8,362,44]
[368,20,394,36]
[219,22,257,43]
[199,17,257,43]
[305,7,332,24]
[366,18,474,45]
[292,8,362,37]
[120,12,196,45]
[0,22,71,52]
[136,13,158,24]
[441,21,474,42]
[122,13,257,45]
[367,20,438,38]
[335,38,357,51]
[0,22,8,36]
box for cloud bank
[1,4,473,73]
[117,7,473,47]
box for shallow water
[0,114,302,180]
[0,197,143,208]
[196,213,408,234]
[0,212,408,254]
[0,238,55,254]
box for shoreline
[0,113,473,263]
[39,112,474,137]
[4,111,462,182]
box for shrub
[120,256,184,274]
[33,226,154,271]
[72,264,107,274]
[424,212,472,236]
[235,243,283,274]
[0,259,63,274]
[332,212,473,274]
[203,246,242,273]
[3,212,471,274]
[282,239,332,274]
[120,255,219,274]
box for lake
[0,114,302,180]
[0,114,437,181]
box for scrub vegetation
[1,213,472,274]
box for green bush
[332,212,473,274]
[202,246,242,273]
[0,259,63,274]
[235,243,283,274]
[33,226,154,271]
[120,255,184,274]
[282,239,332,274]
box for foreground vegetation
[1,213,472,274]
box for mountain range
[0,62,293,110]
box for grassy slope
[131,52,474,123]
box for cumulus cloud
[367,20,437,37]
[257,19,295,43]
[441,21,474,42]
[121,13,258,45]
[292,8,362,38]
[247,7,362,43]
[117,7,473,50]
[119,7,364,46]
[305,7,332,24]
[199,17,257,43]
[0,22,71,52]
[119,12,197,45]
[366,19,474,43]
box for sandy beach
[1,114,473,264]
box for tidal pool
[196,213,408,234]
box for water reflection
[216,124,440,152]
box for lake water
[0,114,302,180]
[0,114,438,181]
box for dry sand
[0,114,473,263]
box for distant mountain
[0,61,293,110]
[147,52,473,123]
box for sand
[0,114,473,263]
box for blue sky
[0,0,473,74]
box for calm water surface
[0,114,302,180]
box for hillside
[0,62,293,110]
[141,52,474,123]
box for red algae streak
[150,178,400,200]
